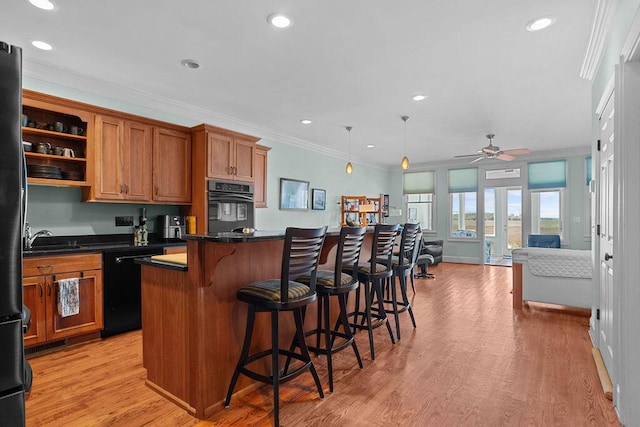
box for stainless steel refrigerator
[0,40,27,426]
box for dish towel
[57,278,80,317]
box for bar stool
[349,223,399,360]
[381,223,420,340]
[289,226,367,393]
[224,226,327,427]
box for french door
[484,187,522,260]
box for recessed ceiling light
[526,16,556,32]
[180,59,200,69]
[32,40,52,50]
[29,0,54,10]
[412,94,427,101]
[300,119,312,125]
[267,13,293,29]
[366,144,375,149]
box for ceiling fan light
[346,161,353,174]
[401,156,410,170]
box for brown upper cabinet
[152,127,192,203]
[255,144,271,208]
[92,114,152,201]
[85,116,191,204]
[202,126,258,182]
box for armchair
[423,239,444,264]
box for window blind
[528,160,566,189]
[403,171,435,194]
[586,156,592,186]
[448,168,478,193]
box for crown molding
[580,0,619,80]
[22,57,386,170]
[621,5,640,62]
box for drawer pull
[37,264,55,270]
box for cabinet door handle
[39,283,43,298]
[125,184,129,194]
[47,282,52,297]
[155,186,158,195]
[119,184,123,194]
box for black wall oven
[208,180,255,233]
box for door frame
[483,186,522,262]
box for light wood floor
[25,263,620,426]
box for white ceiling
[2,0,595,169]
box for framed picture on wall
[312,188,326,210]
[279,178,309,210]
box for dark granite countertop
[23,234,186,257]
[183,226,375,244]
[183,230,286,243]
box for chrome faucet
[24,222,53,249]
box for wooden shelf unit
[22,100,91,186]
[341,195,384,226]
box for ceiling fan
[455,134,530,163]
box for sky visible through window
[484,191,559,220]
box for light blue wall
[255,139,395,230]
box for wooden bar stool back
[224,226,327,427]
[290,225,367,392]
[350,223,399,360]
[384,223,421,340]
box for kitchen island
[139,230,352,418]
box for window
[407,193,433,230]
[484,188,496,237]
[403,171,435,232]
[530,190,563,236]
[449,168,478,239]
[451,192,478,237]
[528,160,566,240]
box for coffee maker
[157,215,186,240]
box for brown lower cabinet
[22,253,103,347]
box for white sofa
[511,247,593,309]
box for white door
[598,92,615,375]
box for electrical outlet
[115,216,134,227]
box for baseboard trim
[592,347,613,400]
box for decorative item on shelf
[401,115,410,170]
[345,126,353,175]
[358,204,376,213]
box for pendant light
[345,126,353,174]
[401,115,410,170]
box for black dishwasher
[101,247,164,338]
